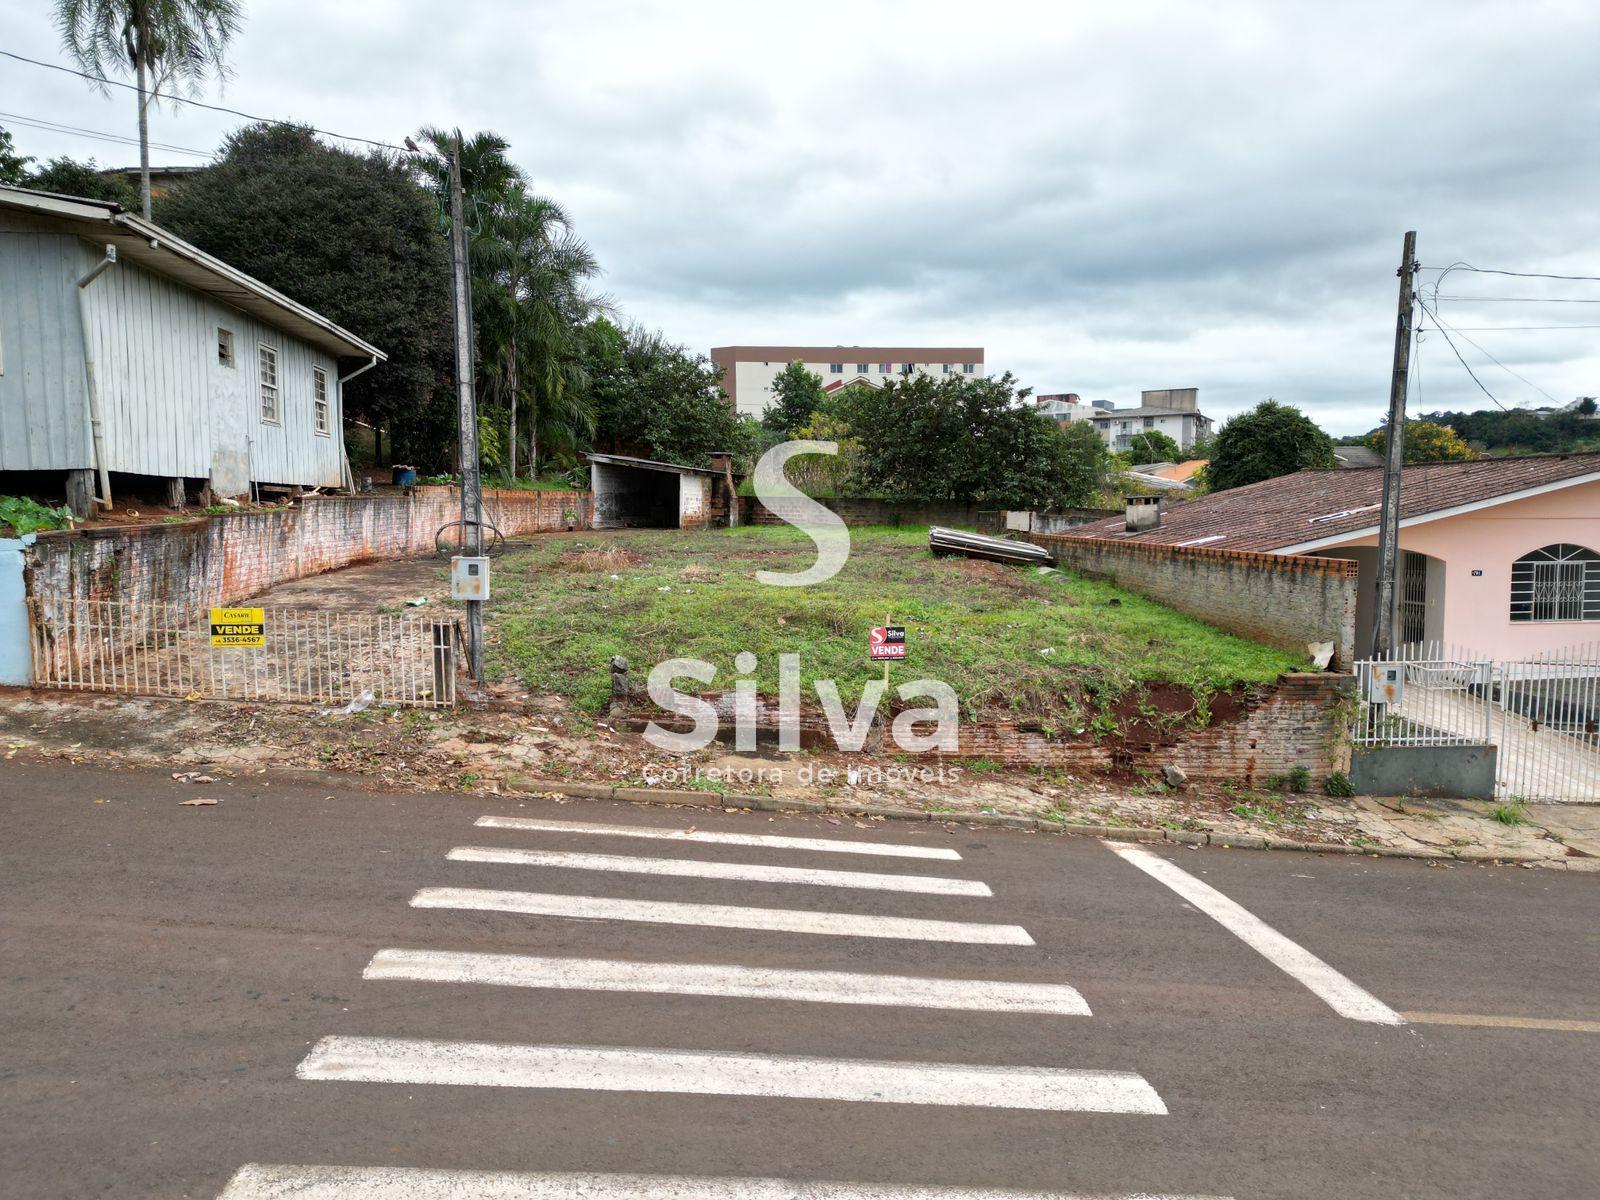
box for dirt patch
[552,546,647,572]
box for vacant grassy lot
[487,526,1304,727]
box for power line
[1434,295,1600,303]
[0,109,212,158]
[1431,309,1560,405]
[0,48,404,152]
[1419,264,1600,284]
[1443,324,1600,331]
[1416,299,1509,411]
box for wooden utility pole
[1372,231,1417,658]
[447,135,485,683]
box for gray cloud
[4,0,1598,433]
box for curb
[500,775,1531,864]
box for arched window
[1509,544,1600,622]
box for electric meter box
[450,556,491,600]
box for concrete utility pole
[447,134,486,684]
[1372,230,1417,659]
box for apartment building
[710,345,985,418]
[1089,388,1214,452]
[1035,393,1114,426]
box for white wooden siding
[0,230,92,470]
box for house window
[313,366,330,436]
[1142,417,1155,429]
[829,362,843,374]
[963,363,976,373]
[902,362,914,374]
[879,362,892,373]
[1510,544,1600,622]
[258,344,280,423]
[856,362,869,373]
[217,328,235,368]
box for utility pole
[1372,230,1417,659]
[447,133,486,684]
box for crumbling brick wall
[25,487,591,610]
[1025,534,1359,669]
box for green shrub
[1324,770,1355,798]
[0,495,74,537]
[1269,765,1312,794]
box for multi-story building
[709,345,985,418]
[1089,388,1214,452]
[1035,393,1114,426]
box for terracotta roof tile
[1078,453,1600,552]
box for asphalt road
[3,760,1598,1199]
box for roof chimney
[1125,494,1163,532]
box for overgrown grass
[487,525,1304,720]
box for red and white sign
[869,625,907,660]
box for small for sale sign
[869,625,906,660]
[210,607,266,648]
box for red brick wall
[25,487,591,610]
[1025,533,1359,669]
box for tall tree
[0,125,33,184]
[1206,399,1337,491]
[1125,429,1181,465]
[762,360,827,434]
[54,0,243,219]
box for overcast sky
[4,0,1599,433]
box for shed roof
[585,452,730,477]
[0,185,385,361]
[1074,453,1600,553]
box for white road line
[218,1164,1229,1199]
[476,814,962,860]
[446,846,992,896]
[1102,841,1405,1026]
[363,949,1091,1015]
[294,1037,1166,1114]
[411,888,1034,945]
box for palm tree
[54,0,243,219]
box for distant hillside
[1345,402,1600,456]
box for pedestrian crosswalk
[218,809,1225,1199]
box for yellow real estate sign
[210,607,266,648]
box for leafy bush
[1324,770,1355,798]
[1269,765,1312,794]
[0,496,74,537]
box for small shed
[0,185,385,516]
[586,452,740,529]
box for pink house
[1077,454,1600,659]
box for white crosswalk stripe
[411,886,1035,944]
[446,845,993,895]
[218,1164,1233,1199]
[363,948,1092,1015]
[295,1036,1167,1113]
[475,814,963,859]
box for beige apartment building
[710,345,985,418]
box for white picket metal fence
[1354,642,1600,802]
[28,598,459,709]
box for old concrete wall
[1349,744,1497,800]
[1027,533,1359,668]
[678,474,712,529]
[24,486,590,610]
[740,496,990,529]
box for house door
[1400,551,1428,647]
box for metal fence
[1353,641,1600,802]
[28,598,458,708]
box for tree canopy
[1207,400,1337,491]
[1366,419,1477,464]
[762,361,827,434]
[1125,429,1181,465]
[837,373,1107,509]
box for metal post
[1372,230,1417,658]
[446,135,485,684]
